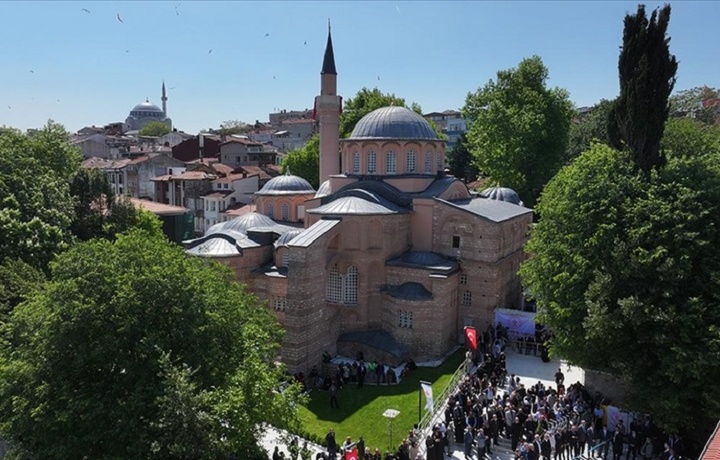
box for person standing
[640,437,653,460]
[476,428,487,459]
[357,436,365,460]
[329,384,339,409]
[326,429,337,460]
[464,426,475,460]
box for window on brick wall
[281,251,289,268]
[461,290,472,306]
[397,310,413,328]
[326,264,342,303]
[459,274,467,285]
[386,151,396,174]
[266,203,274,219]
[326,264,358,305]
[424,152,433,173]
[352,151,360,174]
[436,153,443,171]
[273,296,287,312]
[281,203,290,221]
[452,235,460,248]
[343,265,358,304]
[368,151,377,173]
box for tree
[662,117,720,160]
[447,133,479,183]
[282,134,320,188]
[566,99,615,160]
[520,143,720,436]
[608,4,678,171]
[216,120,252,136]
[0,259,44,322]
[0,229,304,458]
[0,123,79,270]
[669,86,720,125]
[463,56,574,208]
[139,121,171,137]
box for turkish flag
[344,447,358,460]
[464,326,477,351]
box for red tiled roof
[212,163,235,175]
[130,198,189,215]
[220,137,263,146]
[186,157,220,165]
[701,420,720,460]
[81,157,132,169]
[213,173,256,184]
[239,165,281,181]
[203,191,233,199]
[222,203,256,217]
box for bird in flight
[29,70,34,73]
[82,8,91,14]
[208,49,213,54]
[170,87,176,90]
[304,41,307,45]
[378,75,381,81]
[7,106,10,110]
[116,13,124,23]
[264,33,270,37]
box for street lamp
[383,409,400,451]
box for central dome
[131,100,163,113]
[348,106,437,140]
[255,173,315,196]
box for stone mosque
[123,81,172,133]
[185,26,533,373]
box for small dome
[314,180,331,198]
[274,229,304,248]
[255,172,315,196]
[131,100,163,114]
[206,212,277,236]
[480,186,523,206]
[348,106,437,140]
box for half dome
[274,228,304,248]
[348,106,437,140]
[314,180,331,198]
[480,186,523,206]
[255,173,315,196]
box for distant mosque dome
[480,186,524,206]
[348,106,438,140]
[255,172,315,196]
[130,100,164,115]
[206,212,277,236]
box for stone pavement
[260,349,585,459]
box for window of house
[210,201,216,212]
[281,203,290,221]
[352,152,360,174]
[224,183,228,189]
[397,310,413,328]
[461,290,472,306]
[452,235,460,248]
[118,175,123,184]
[368,151,377,173]
[460,274,468,285]
[274,296,287,312]
[386,151,396,174]
[266,203,274,219]
[406,151,416,173]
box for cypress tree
[609,4,678,171]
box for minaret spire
[316,21,342,184]
[161,80,168,118]
[321,20,337,76]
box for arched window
[281,251,289,268]
[352,152,360,174]
[281,203,290,221]
[386,151,396,174]
[436,153,443,171]
[406,150,416,173]
[424,151,433,173]
[265,202,274,219]
[343,265,358,304]
[326,264,342,303]
[368,151,377,174]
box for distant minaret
[315,20,342,183]
[161,80,168,118]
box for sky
[0,1,718,134]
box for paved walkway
[260,349,585,459]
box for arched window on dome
[281,203,290,221]
[406,150,416,173]
[424,151,433,174]
[386,151,396,175]
[368,151,377,174]
[265,202,275,219]
[436,153,443,171]
[352,152,360,174]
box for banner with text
[421,382,433,412]
[494,308,537,341]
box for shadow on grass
[299,349,464,450]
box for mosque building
[184,26,533,373]
[124,81,172,133]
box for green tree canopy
[462,55,574,208]
[566,99,615,160]
[216,119,252,136]
[662,117,720,160]
[0,229,303,458]
[0,123,79,270]
[520,143,720,435]
[139,121,171,137]
[447,133,479,183]
[282,134,320,189]
[608,4,678,171]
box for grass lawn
[297,349,464,452]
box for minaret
[161,80,168,118]
[315,21,342,184]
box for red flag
[344,446,358,460]
[464,326,477,351]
